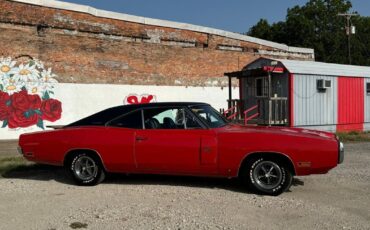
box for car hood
[217,124,337,140]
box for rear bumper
[17,146,23,155]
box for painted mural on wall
[0,57,62,130]
[124,94,157,105]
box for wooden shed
[225,58,370,132]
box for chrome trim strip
[338,142,344,164]
[17,146,23,155]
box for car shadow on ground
[1,164,72,184]
[1,164,305,194]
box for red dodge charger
[18,102,344,195]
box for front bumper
[338,142,344,164]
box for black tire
[242,157,293,196]
[67,152,105,186]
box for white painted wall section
[0,83,239,140]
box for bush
[336,131,370,142]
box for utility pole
[338,13,358,65]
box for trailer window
[367,83,370,95]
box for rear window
[108,110,143,129]
[67,106,130,127]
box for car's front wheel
[68,152,105,186]
[243,157,293,196]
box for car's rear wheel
[68,152,105,186]
[243,157,293,196]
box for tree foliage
[247,0,370,66]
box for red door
[135,129,218,175]
[337,77,364,132]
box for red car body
[18,102,344,194]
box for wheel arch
[63,148,106,171]
[238,151,296,177]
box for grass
[336,131,370,143]
[0,157,32,177]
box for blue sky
[63,0,370,33]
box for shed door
[337,77,364,132]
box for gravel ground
[0,141,369,230]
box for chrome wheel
[73,156,98,181]
[252,161,283,190]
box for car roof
[66,102,210,127]
[113,102,209,110]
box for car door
[135,106,218,175]
[103,109,142,172]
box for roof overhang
[225,61,286,78]
[225,57,370,78]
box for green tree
[247,0,370,66]
[350,16,370,65]
[248,19,273,41]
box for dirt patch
[70,222,88,229]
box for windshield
[190,105,228,128]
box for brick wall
[0,0,314,87]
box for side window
[367,82,370,95]
[184,110,202,129]
[191,106,227,128]
[196,110,218,123]
[108,110,143,129]
[143,107,204,130]
[144,108,185,129]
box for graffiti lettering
[124,94,156,105]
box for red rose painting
[10,90,30,111]
[0,89,62,129]
[8,108,38,128]
[0,57,62,129]
[41,99,62,122]
[28,94,42,110]
[0,91,10,103]
[0,91,10,120]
